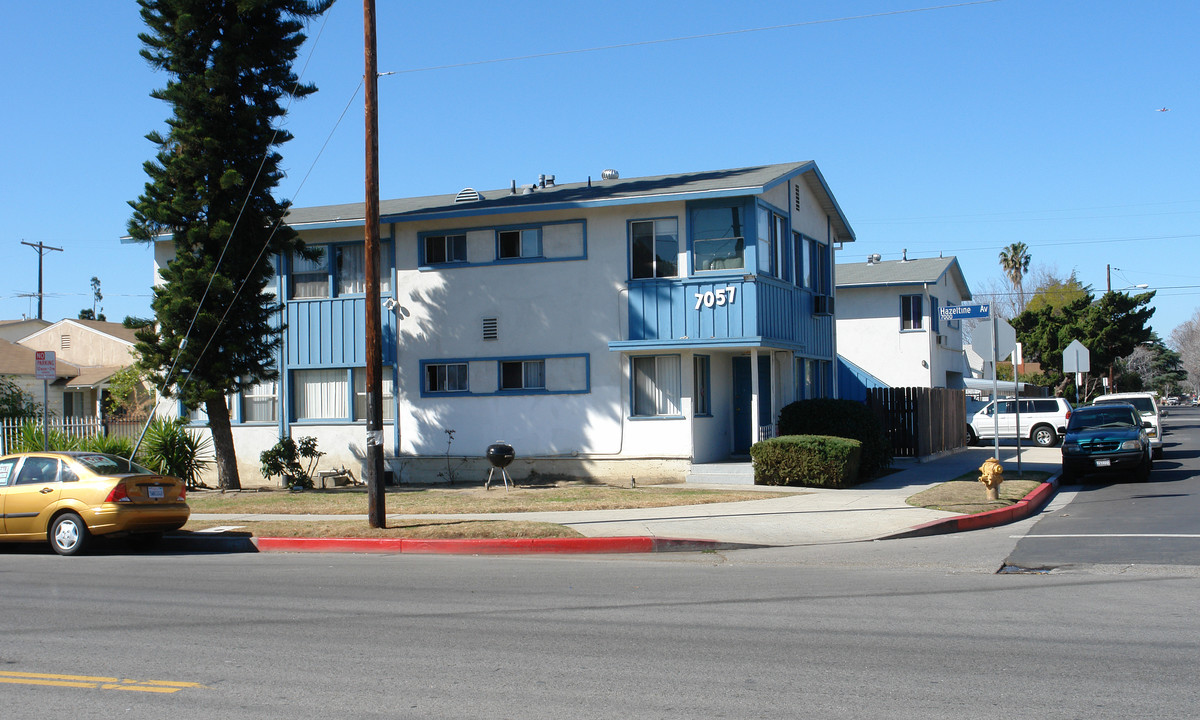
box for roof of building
[19,318,139,345]
[0,338,80,378]
[284,161,856,244]
[836,256,972,299]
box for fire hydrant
[979,458,1004,501]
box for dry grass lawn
[906,470,1050,514]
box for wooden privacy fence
[0,415,150,455]
[867,387,967,458]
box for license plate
[1095,458,1111,467]
[148,486,165,499]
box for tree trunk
[205,397,241,490]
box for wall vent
[60,334,71,350]
[455,188,483,203]
[482,317,498,341]
[794,183,802,212]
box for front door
[732,355,772,454]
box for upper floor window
[692,206,744,271]
[630,218,679,279]
[756,207,788,278]
[291,249,329,299]
[424,234,466,265]
[291,243,391,299]
[901,294,924,330]
[498,228,541,259]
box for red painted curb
[250,536,738,555]
[887,480,1057,539]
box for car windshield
[74,454,154,475]
[1096,397,1154,414]
[1069,409,1137,431]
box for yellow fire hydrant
[979,458,1004,501]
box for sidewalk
[177,444,1063,554]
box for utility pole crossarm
[21,240,64,320]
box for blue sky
[2,0,1196,339]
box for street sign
[1063,339,1090,373]
[35,350,56,380]
[940,302,990,321]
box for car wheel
[1032,425,1058,447]
[1059,465,1075,483]
[49,513,90,556]
[1152,446,1163,460]
[1135,454,1152,483]
[966,426,978,446]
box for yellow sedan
[0,452,190,555]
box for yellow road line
[0,670,206,694]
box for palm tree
[999,242,1032,312]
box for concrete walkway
[186,445,1063,550]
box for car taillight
[1065,410,1071,420]
[105,483,131,503]
[179,486,187,501]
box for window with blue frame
[240,380,278,423]
[353,367,394,421]
[693,355,711,416]
[423,233,466,265]
[498,228,541,259]
[632,355,681,417]
[692,206,745,271]
[291,242,391,299]
[930,296,940,333]
[756,207,788,279]
[426,362,468,393]
[500,359,545,390]
[630,218,679,279]
[901,294,923,330]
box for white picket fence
[1,416,104,455]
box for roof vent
[900,248,909,263]
[601,169,619,180]
[521,184,536,195]
[539,174,555,188]
[867,253,881,264]
[455,188,483,203]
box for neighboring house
[0,337,81,415]
[12,319,140,418]
[835,255,972,390]
[0,318,50,343]
[150,162,855,484]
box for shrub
[137,417,213,489]
[79,433,136,458]
[777,398,892,480]
[12,420,79,452]
[750,435,863,488]
[260,436,322,490]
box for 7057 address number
[694,286,738,310]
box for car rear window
[1097,397,1154,414]
[75,454,153,475]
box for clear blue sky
[2,0,1196,340]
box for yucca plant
[78,433,136,458]
[13,420,80,453]
[137,417,213,489]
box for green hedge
[777,398,892,479]
[750,435,863,488]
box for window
[291,249,329,299]
[756,207,787,277]
[0,458,16,487]
[693,355,711,416]
[424,234,466,265]
[353,367,395,421]
[630,219,679,279]
[15,457,59,485]
[793,232,805,287]
[426,362,468,393]
[632,355,681,417]
[498,228,541,259]
[803,239,815,289]
[336,243,392,295]
[804,358,816,399]
[63,391,86,417]
[692,206,745,271]
[930,296,940,333]
[293,368,348,420]
[901,295,923,330]
[241,381,278,423]
[500,360,545,390]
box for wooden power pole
[21,240,63,320]
[363,0,385,528]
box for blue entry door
[732,355,772,454]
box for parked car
[967,397,1073,447]
[0,452,189,555]
[1060,403,1152,483]
[1091,392,1164,459]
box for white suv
[1092,392,1164,459]
[967,397,1073,447]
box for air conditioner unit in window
[813,294,834,315]
[937,334,947,346]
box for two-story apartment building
[835,254,972,391]
[155,162,855,484]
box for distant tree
[1119,339,1185,396]
[1169,309,1200,395]
[123,316,156,329]
[91,276,103,316]
[998,242,1032,312]
[1023,266,1090,316]
[127,0,332,489]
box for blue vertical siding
[285,297,396,367]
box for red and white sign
[35,350,56,380]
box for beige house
[2,319,141,418]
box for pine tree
[128,0,332,489]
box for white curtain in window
[337,245,366,295]
[295,369,348,420]
[241,381,278,423]
[523,360,545,389]
[354,367,395,420]
[634,356,680,416]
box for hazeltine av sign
[939,303,990,321]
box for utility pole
[363,0,385,528]
[1105,264,1114,394]
[21,240,63,320]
